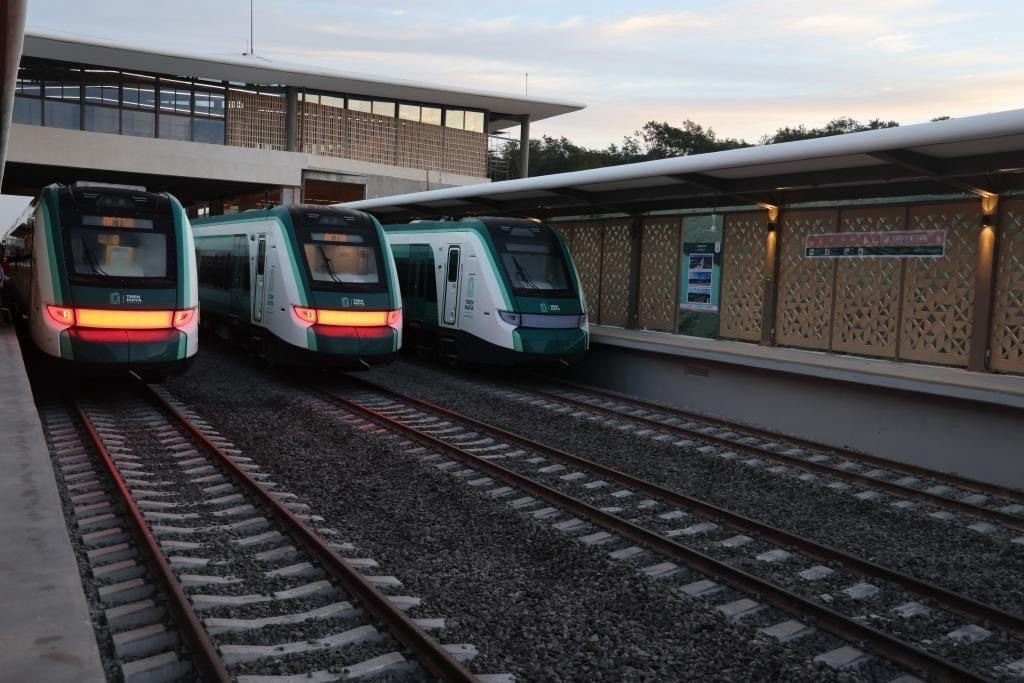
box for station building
[3,30,582,214]
[346,112,1024,485]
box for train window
[303,238,380,285]
[446,249,459,282]
[70,229,168,278]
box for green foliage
[759,117,899,145]
[493,115,921,178]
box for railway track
[317,375,1024,682]
[40,380,486,683]
[457,372,1024,538]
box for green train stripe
[170,196,189,309]
[41,186,66,305]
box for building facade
[5,31,582,214]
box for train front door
[441,246,460,326]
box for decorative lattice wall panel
[549,221,574,251]
[775,210,837,350]
[443,128,487,177]
[638,217,681,332]
[227,90,286,151]
[897,203,978,366]
[830,207,905,358]
[571,220,604,322]
[397,119,443,172]
[299,100,347,157]
[347,110,397,166]
[991,199,1024,373]
[719,213,765,341]
[599,220,633,328]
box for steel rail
[336,378,1024,638]
[513,384,1024,532]
[323,383,988,682]
[144,384,478,683]
[74,400,232,683]
[535,374,1024,505]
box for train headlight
[173,308,197,329]
[387,309,402,326]
[498,310,521,326]
[46,305,75,327]
[293,306,318,324]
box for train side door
[441,246,460,326]
[253,234,267,323]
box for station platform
[0,326,105,682]
[572,326,1024,488]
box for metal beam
[867,148,994,195]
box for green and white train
[385,217,588,365]
[2,183,198,380]
[192,206,402,368]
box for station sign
[804,230,946,258]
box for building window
[193,80,226,144]
[14,62,43,125]
[398,104,420,121]
[83,68,120,134]
[43,64,81,130]
[159,113,192,141]
[445,109,464,129]
[421,106,441,126]
[372,101,395,117]
[347,98,372,113]
[122,73,156,138]
[465,111,484,133]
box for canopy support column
[519,115,530,178]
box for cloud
[599,12,714,36]
[869,33,921,53]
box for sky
[21,0,1024,150]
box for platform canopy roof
[22,30,584,131]
[344,108,1024,221]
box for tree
[628,120,751,158]
[760,117,899,145]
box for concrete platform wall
[570,342,1024,489]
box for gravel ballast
[165,347,899,681]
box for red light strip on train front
[293,306,401,327]
[46,305,197,330]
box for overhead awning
[343,108,1024,221]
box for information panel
[804,230,946,258]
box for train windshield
[62,189,176,287]
[487,222,573,297]
[296,209,386,292]
[71,223,168,279]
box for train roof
[193,205,376,229]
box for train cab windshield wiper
[317,244,344,284]
[511,255,539,289]
[80,236,109,276]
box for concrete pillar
[285,87,298,152]
[760,206,781,346]
[968,195,999,372]
[519,115,530,178]
[626,215,644,329]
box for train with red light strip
[191,205,401,368]
[2,182,199,381]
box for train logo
[540,302,548,313]
[110,292,122,305]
